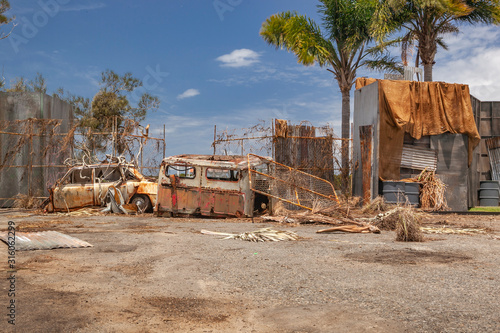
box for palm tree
[372,0,500,82]
[260,0,396,192]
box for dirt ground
[0,209,499,333]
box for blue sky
[2,0,500,156]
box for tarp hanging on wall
[355,78,481,180]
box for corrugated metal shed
[401,145,437,171]
[0,231,92,251]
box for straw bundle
[201,228,299,242]
[405,170,448,211]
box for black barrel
[404,182,421,207]
[479,180,499,206]
[382,181,405,204]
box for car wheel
[131,195,152,213]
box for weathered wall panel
[353,82,379,199]
[274,121,335,185]
[431,134,469,211]
[0,92,73,206]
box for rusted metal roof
[162,154,268,169]
[401,145,437,171]
[0,231,93,251]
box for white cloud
[60,3,106,12]
[216,49,261,68]
[177,88,200,100]
[433,25,500,101]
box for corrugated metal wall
[0,92,73,206]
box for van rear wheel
[131,195,152,213]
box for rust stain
[45,163,157,213]
[157,154,261,218]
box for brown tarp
[355,78,480,180]
[275,119,288,138]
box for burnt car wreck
[155,154,270,218]
[44,158,157,213]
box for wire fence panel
[248,154,339,213]
[213,121,273,157]
[213,119,347,190]
[0,119,72,206]
[0,117,165,206]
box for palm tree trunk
[423,63,433,82]
[341,89,350,194]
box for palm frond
[364,56,404,75]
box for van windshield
[166,165,196,179]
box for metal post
[213,125,217,156]
[271,119,275,160]
[163,124,166,159]
[113,116,116,157]
[140,137,144,174]
[28,119,33,197]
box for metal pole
[113,116,116,157]
[271,119,275,160]
[163,124,166,159]
[140,137,144,174]
[213,125,217,156]
[28,119,33,197]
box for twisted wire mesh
[250,155,338,212]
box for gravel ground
[0,210,499,332]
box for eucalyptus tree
[55,70,160,155]
[0,0,14,40]
[5,73,47,93]
[372,0,500,82]
[260,0,397,191]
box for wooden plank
[360,125,372,203]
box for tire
[131,195,152,213]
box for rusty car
[155,154,270,218]
[45,161,157,213]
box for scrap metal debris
[0,231,92,251]
[201,228,299,242]
[102,186,139,214]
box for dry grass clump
[362,196,388,214]
[273,200,298,216]
[373,212,399,231]
[405,170,448,211]
[13,194,42,209]
[395,207,424,242]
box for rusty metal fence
[212,119,348,190]
[0,118,165,207]
[212,121,273,157]
[248,154,339,213]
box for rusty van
[155,154,270,218]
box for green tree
[372,0,500,82]
[0,0,14,40]
[5,76,28,92]
[5,73,47,93]
[260,0,397,191]
[62,70,160,155]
